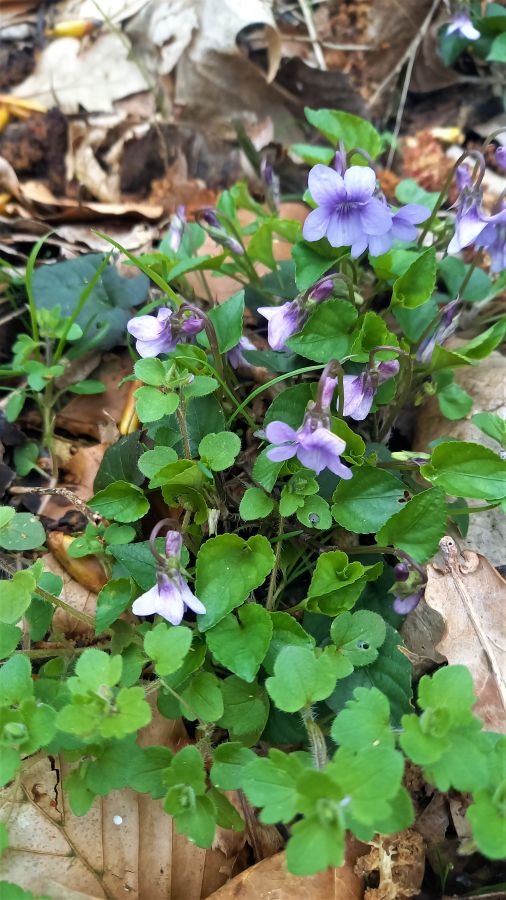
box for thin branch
[298,0,327,70]
[9,486,98,523]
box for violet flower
[342,360,400,421]
[302,164,393,257]
[201,208,244,255]
[309,276,334,302]
[393,591,423,615]
[362,204,431,257]
[456,164,472,192]
[496,147,506,171]
[261,158,281,212]
[257,300,307,351]
[446,12,480,40]
[393,562,410,582]
[417,298,461,363]
[167,205,186,253]
[127,307,204,358]
[265,414,352,479]
[132,531,205,626]
[227,335,256,369]
[448,188,506,254]
[477,204,506,272]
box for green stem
[266,516,284,611]
[301,707,327,768]
[173,353,256,429]
[176,399,192,460]
[25,234,51,347]
[457,254,480,299]
[450,503,500,515]
[16,643,112,658]
[227,364,325,427]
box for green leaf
[96,578,134,634]
[144,623,193,676]
[13,442,39,477]
[218,676,270,745]
[241,749,305,823]
[421,441,506,501]
[134,357,166,386]
[468,788,506,859]
[290,144,335,166]
[286,810,345,875]
[0,568,37,624]
[164,744,206,794]
[5,390,26,422]
[286,300,357,362]
[331,466,405,533]
[84,736,142,795]
[330,744,404,825]
[304,108,381,160]
[99,685,151,739]
[330,610,387,667]
[207,291,245,353]
[210,743,256,791]
[331,686,394,750]
[472,412,506,447]
[0,883,38,900]
[0,655,33,704]
[134,386,179,423]
[292,242,335,291]
[0,512,45,551]
[208,786,244,831]
[376,487,447,563]
[89,480,149,523]
[264,382,314,430]
[263,612,315,675]
[391,248,436,308]
[138,446,178,478]
[183,395,226,456]
[205,605,273,682]
[183,375,218,400]
[128,746,173,798]
[196,534,275,630]
[0,507,15,529]
[0,747,21,787]
[487,31,506,59]
[0,623,21,659]
[266,646,343,712]
[436,375,473,420]
[67,379,106,395]
[239,487,274,520]
[438,256,492,303]
[165,790,216,848]
[198,431,241,471]
[75,647,122,692]
[0,822,8,856]
[252,447,283,491]
[32,252,149,351]
[94,433,144,491]
[109,539,163,590]
[64,770,96,816]
[306,550,383,616]
[181,671,224,722]
[296,495,332,530]
[395,179,439,210]
[326,623,412,724]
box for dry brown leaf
[415,792,449,845]
[41,550,98,636]
[355,831,425,900]
[46,532,108,594]
[425,536,506,733]
[56,352,133,440]
[207,842,365,900]
[0,701,240,899]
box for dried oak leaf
[355,831,425,900]
[425,537,506,733]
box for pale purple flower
[448,190,506,254]
[309,277,334,302]
[257,300,307,351]
[333,151,345,176]
[302,164,392,257]
[446,12,480,40]
[320,375,337,410]
[265,416,352,479]
[496,147,506,171]
[132,529,205,626]
[167,205,186,253]
[417,299,461,363]
[127,307,204,358]
[393,591,423,615]
[363,204,431,257]
[201,208,244,255]
[456,164,472,192]
[477,200,506,272]
[227,335,256,369]
[261,159,280,212]
[342,360,400,421]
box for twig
[386,0,442,169]
[9,486,98,523]
[298,0,327,70]
[280,34,374,51]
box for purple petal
[359,197,393,235]
[297,426,346,475]
[127,313,169,341]
[448,205,488,253]
[344,166,376,202]
[157,576,185,625]
[135,334,176,358]
[265,421,298,444]
[367,232,393,256]
[320,375,337,409]
[350,234,369,258]
[456,165,472,192]
[377,359,400,381]
[342,373,374,420]
[393,204,431,226]
[326,208,363,248]
[132,585,160,616]
[180,580,206,616]
[303,205,333,242]
[308,165,346,206]
[393,592,422,615]
[165,531,183,557]
[259,301,302,351]
[267,445,297,462]
[496,147,506,171]
[326,456,353,479]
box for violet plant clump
[1,107,505,885]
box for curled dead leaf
[355,831,425,900]
[47,531,108,594]
[41,551,98,637]
[425,537,506,733]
